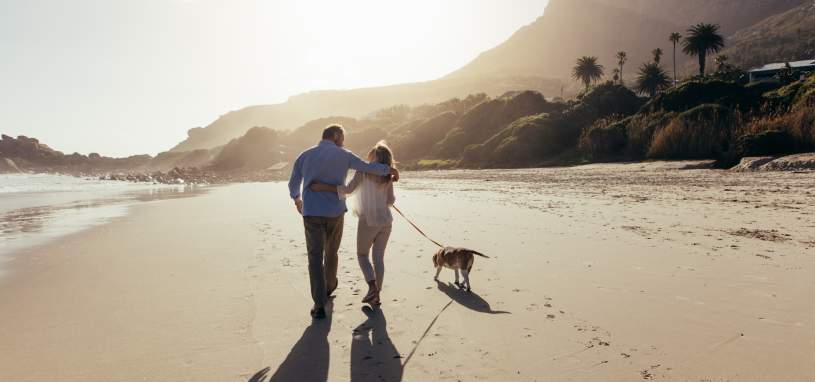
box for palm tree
[572,56,605,91]
[669,32,682,85]
[652,48,664,65]
[682,23,725,77]
[612,68,621,83]
[615,51,628,85]
[635,62,671,97]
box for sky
[0,0,549,156]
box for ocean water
[0,174,205,266]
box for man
[288,124,398,319]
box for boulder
[730,156,776,171]
[760,153,815,171]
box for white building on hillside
[748,59,815,82]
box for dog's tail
[469,250,490,258]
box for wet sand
[1,162,814,381]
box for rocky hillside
[169,75,563,153]
[446,0,677,80]
[165,0,810,155]
[0,134,207,174]
[449,0,807,81]
[593,0,806,34]
[723,1,815,70]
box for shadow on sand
[436,280,511,315]
[248,303,333,382]
[351,306,403,382]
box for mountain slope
[169,75,563,152]
[447,0,807,80]
[592,0,806,34]
[446,0,681,80]
[168,0,811,153]
[723,1,815,70]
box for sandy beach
[1,162,814,381]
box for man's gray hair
[322,124,345,140]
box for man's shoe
[327,286,337,299]
[310,307,326,319]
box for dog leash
[391,205,444,248]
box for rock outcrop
[730,156,776,171]
[731,153,815,171]
[760,153,815,171]
[0,157,22,173]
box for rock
[730,156,775,171]
[760,153,815,171]
[0,157,22,173]
[267,162,289,171]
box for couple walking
[288,124,399,319]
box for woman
[310,141,396,305]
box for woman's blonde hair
[369,141,395,181]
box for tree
[652,48,663,65]
[682,23,725,77]
[635,62,671,97]
[612,68,621,83]
[774,62,802,84]
[572,56,605,91]
[616,51,628,85]
[669,32,682,85]
[714,54,728,70]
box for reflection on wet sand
[0,185,209,257]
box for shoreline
[0,176,211,277]
[1,165,814,381]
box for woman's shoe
[369,291,381,306]
[361,280,378,303]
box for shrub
[462,113,582,168]
[747,105,815,150]
[579,117,630,161]
[647,104,736,159]
[211,127,283,170]
[433,91,557,158]
[623,112,676,159]
[574,83,643,120]
[740,130,797,157]
[389,111,458,161]
[345,127,391,156]
[643,80,762,114]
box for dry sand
[1,162,814,381]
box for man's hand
[309,181,332,192]
[294,197,303,215]
[389,167,400,182]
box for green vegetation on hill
[12,73,815,175]
[461,84,642,168]
[210,127,284,171]
[389,111,458,161]
[12,0,815,176]
[463,113,580,167]
[433,91,560,158]
[641,80,762,114]
[153,73,815,174]
[579,74,815,166]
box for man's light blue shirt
[288,140,390,217]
